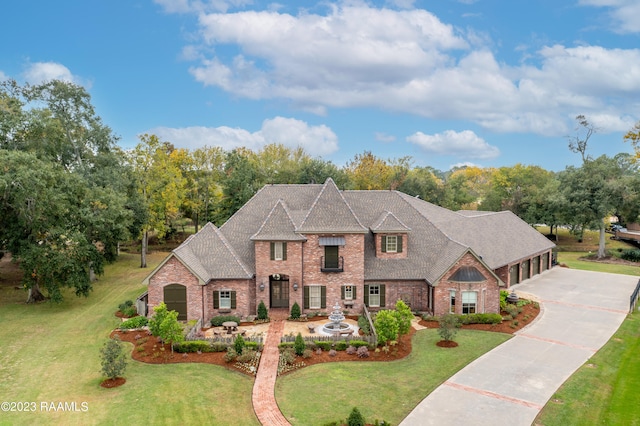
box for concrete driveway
[401,267,638,426]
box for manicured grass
[536,312,640,426]
[535,225,634,252]
[0,252,259,426]
[557,252,640,276]
[276,330,511,425]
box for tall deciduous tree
[129,134,186,267]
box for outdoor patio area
[203,318,360,339]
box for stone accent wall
[374,234,408,259]
[433,252,501,316]
[147,256,202,321]
[302,234,365,313]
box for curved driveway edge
[400,267,637,426]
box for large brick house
[144,178,555,321]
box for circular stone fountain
[321,302,352,335]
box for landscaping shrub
[335,341,348,351]
[294,332,305,356]
[237,349,256,363]
[234,334,245,355]
[174,340,213,353]
[438,313,461,342]
[348,340,370,348]
[503,304,520,318]
[620,249,640,262]
[148,302,170,336]
[302,349,313,359]
[257,300,268,321]
[210,315,241,327]
[118,300,134,312]
[357,315,370,335]
[210,342,228,352]
[315,341,333,351]
[346,345,357,355]
[244,341,260,351]
[119,316,148,329]
[280,348,296,365]
[460,313,502,325]
[356,346,369,358]
[290,302,301,320]
[100,336,127,380]
[394,300,414,336]
[374,309,399,345]
[223,347,237,363]
[347,407,366,426]
[279,342,295,350]
[500,290,509,310]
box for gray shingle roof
[173,222,253,280]
[250,200,307,241]
[297,178,368,233]
[169,179,554,282]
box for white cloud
[579,0,640,33]
[154,0,253,14]
[0,70,7,81]
[170,3,640,138]
[407,130,500,159]
[22,62,79,85]
[375,132,396,143]
[147,116,338,156]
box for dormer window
[381,235,403,253]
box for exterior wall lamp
[259,282,265,291]
[293,282,298,291]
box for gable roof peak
[297,178,367,233]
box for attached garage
[164,284,187,321]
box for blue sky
[2,0,639,171]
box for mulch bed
[112,302,539,376]
[418,301,540,334]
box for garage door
[510,265,519,285]
[532,256,540,276]
[521,260,530,281]
[164,284,187,321]
[542,253,549,271]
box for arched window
[450,266,486,282]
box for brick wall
[302,234,365,313]
[254,240,304,312]
[203,279,255,321]
[147,255,202,321]
[374,234,408,259]
[433,252,501,316]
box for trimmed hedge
[174,340,231,353]
[119,316,148,329]
[459,313,503,325]
[210,315,241,327]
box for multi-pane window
[462,291,477,314]
[271,242,286,260]
[369,285,380,307]
[344,285,353,300]
[450,290,456,313]
[219,290,231,309]
[385,236,398,253]
[309,286,322,309]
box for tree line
[2,79,640,302]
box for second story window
[270,242,287,260]
[381,235,403,253]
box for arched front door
[269,274,289,308]
[164,284,187,320]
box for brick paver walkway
[252,320,291,426]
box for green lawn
[276,330,511,425]
[557,252,640,276]
[535,312,640,426]
[0,252,259,426]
